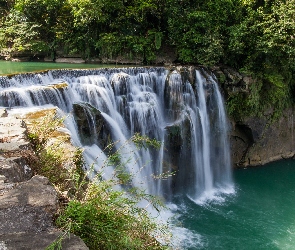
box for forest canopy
[1,0,295,77]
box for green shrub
[25,110,170,250]
[57,180,168,249]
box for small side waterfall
[0,67,233,202]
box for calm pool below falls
[172,160,295,249]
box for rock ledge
[0,109,88,250]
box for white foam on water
[157,202,206,249]
[188,184,236,206]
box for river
[0,60,128,75]
[173,159,295,249]
[1,61,294,250]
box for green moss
[226,71,293,122]
[48,82,68,89]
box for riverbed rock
[0,109,30,152]
[0,157,32,183]
[0,174,88,249]
[13,175,54,205]
[0,175,57,233]
[0,231,88,250]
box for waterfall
[0,67,233,202]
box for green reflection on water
[0,60,137,75]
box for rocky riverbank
[0,109,88,250]
[229,108,295,167]
[212,66,295,167]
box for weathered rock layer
[213,66,295,167]
[230,108,295,167]
[0,109,88,250]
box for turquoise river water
[173,159,295,250]
[0,60,128,75]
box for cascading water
[0,67,233,203]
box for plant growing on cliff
[25,110,171,249]
[226,72,292,121]
[56,178,169,249]
[54,133,169,249]
[26,111,73,188]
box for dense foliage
[1,0,295,116]
[1,0,294,66]
[0,0,295,66]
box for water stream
[0,67,233,200]
[0,66,234,248]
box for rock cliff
[213,66,295,167]
[229,109,295,167]
[0,109,88,250]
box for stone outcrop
[0,175,57,234]
[73,102,112,149]
[212,65,251,98]
[0,111,30,152]
[213,66,295,167]
[230,108,295,167]
[0,157,32,183]
[0,108,88,250]
[55,57,86,64]
[0,232,88,250]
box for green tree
[226,0,295,117]
[228,0,295,72]
[0,10,49,58]
[94,0,166,63]
[13,0,65,57]
[167,0,239,65]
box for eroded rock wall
[213,66,295,167]
[230,109,295,167]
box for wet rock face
[164,124,183,173]
[73,102,111,149]
[163,117,193,195]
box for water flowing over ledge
[0,67,233,203]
